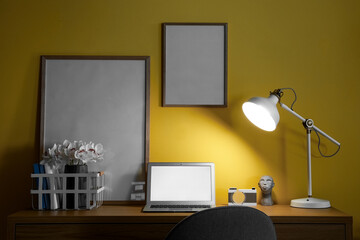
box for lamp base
[290,197,331,209]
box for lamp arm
[279,103,340,146]
[279,102,306,122]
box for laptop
[143,162,216,212]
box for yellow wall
[1,0,359,239]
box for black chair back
[165,206,277,240]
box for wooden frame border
[162,23,228,107]
[40,55,150,202]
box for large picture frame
[40,56,150,202]
[162,23,228,107]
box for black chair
[165,206,277,240]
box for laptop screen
[150,165,213,201]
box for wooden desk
[7,205,352,240]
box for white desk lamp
[242,88,340,208]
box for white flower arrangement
[43,139,104,167]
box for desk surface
[8,204,351,222]
[8,205,353,240]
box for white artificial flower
[48,145,55,158]
[63,139,70,148]
[44,139,104,166]
[95,143,104,155]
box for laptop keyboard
[150,205,211,209]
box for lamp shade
[242,94,280,131]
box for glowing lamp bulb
[242,94,280,132]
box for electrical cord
[279,87,297,110]
[314,129,341,157]
[280,87,340,158]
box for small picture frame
[162,23,228,107]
